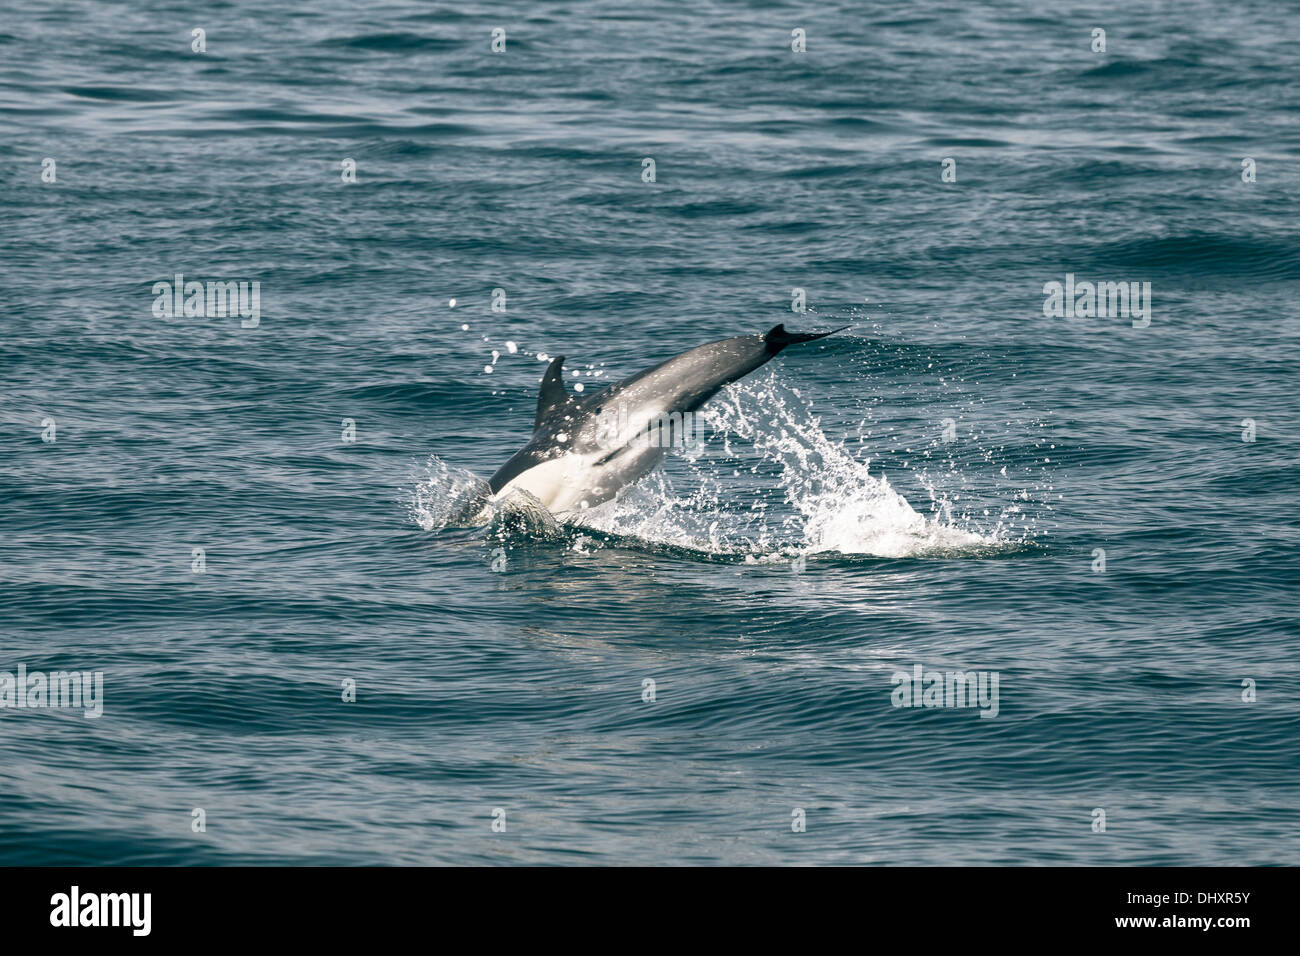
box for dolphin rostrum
[485,323,845,516]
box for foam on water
[409,457,490,532]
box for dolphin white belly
[493,439,668,514]
[493,454,601,514]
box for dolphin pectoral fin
[535,355,569,431]
[763,323,849,354]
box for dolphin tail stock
[763,323,849,354]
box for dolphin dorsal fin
[534,355,569,431]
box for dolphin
[484,323,845,516]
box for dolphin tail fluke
[763,323,848,354]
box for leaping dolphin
[485,323,846,516]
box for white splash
[412,375,1035,559]
[567,376,1001,558]
[410,457,489,532]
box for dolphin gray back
[487,323,843,494]
[594,323,842,413]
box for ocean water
[2,0,1298,865]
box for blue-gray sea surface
[1,0,1298,864]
